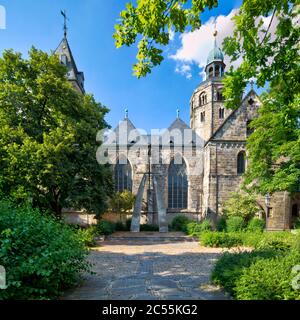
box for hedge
[0,201,90,299]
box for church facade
[56,32,300,230]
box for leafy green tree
[222,192,262,222]
[109,190,136,220]
[0,48,113,217]
[115,0,300,194]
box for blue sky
[0,0,256,132]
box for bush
[226,216,245,232]
[140,224,159,232]
[216,216,227,232]
[77,226,97,247]
[255,232,294,252]
[0,201,89,300]
[235,251,300,300]
[170,215,191,232]
[212,250,278,296]
[96,220,116,235]
[186,220,212,236]
[115,221,126,231]
[223,192,261,222]
[200,231,243,248]
[293,218,300,229]
[126,218,132,231]
[247,218,265,232]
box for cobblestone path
[63,239,228,300]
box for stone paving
[63,237,229,300]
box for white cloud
[170,9,240,80]
[175,64,192,79]
[170,8,279,80]
[169,29,175,41]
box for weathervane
[61,10,68,38]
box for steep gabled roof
[204,90,261,146]
[55,37,85,94]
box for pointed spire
[61,10,68,38]
[213,20,218,48]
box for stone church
[56,31,299,230]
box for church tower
[190,29,230,142]
[54,11,85,94]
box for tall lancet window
[168,157,188,209]
[114,157,132,192]
[237,151,246,174]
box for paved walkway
[63,235,228,300]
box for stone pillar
[153,175,168,233]
[130,174,147,232]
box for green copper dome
[207,46,224,65]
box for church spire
[61,10,68,38]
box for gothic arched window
[168,157,188,209]
[237,151,246,174]
[114,157,132,192]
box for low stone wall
[62,212,97,227]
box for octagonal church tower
[190,30,230,143]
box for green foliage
[200,231,243,248]
[115,221,127,231]
[212,250,278,296]
[170,215,191,232]
[222,192,261,222]
[216,216,227,232]
[77,226,98,247]
[0,48,113,217]
[0,200,90,300]
[185,220,212,236]
[96,220,116,236]
[114,0,218,77]
[247,218,265,233]
[140,224,159,232]
[226,216,245,232]
[235,251,300,300]
[294,219,300,230]
[109,190,135,214]
[126,218,132,230]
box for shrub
[140,224,159,232]
[126,218,132,231]
[226,216,245,232]
[77,226,97,247]
[293,218,300,229]
[186,220,212,236]
[216,216,227,232]
[255,232,294,252]
[212,250,278,296]
[223,192,260,222]
[247,218,265,232]
[235,251,300,300]
[171,215,191,232]
[96,220,116,235]
[115,221,126,231]
[0,201,89,300]
[200,231,243,248]
[200,220,212,232]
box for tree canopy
[0,48,113,217]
